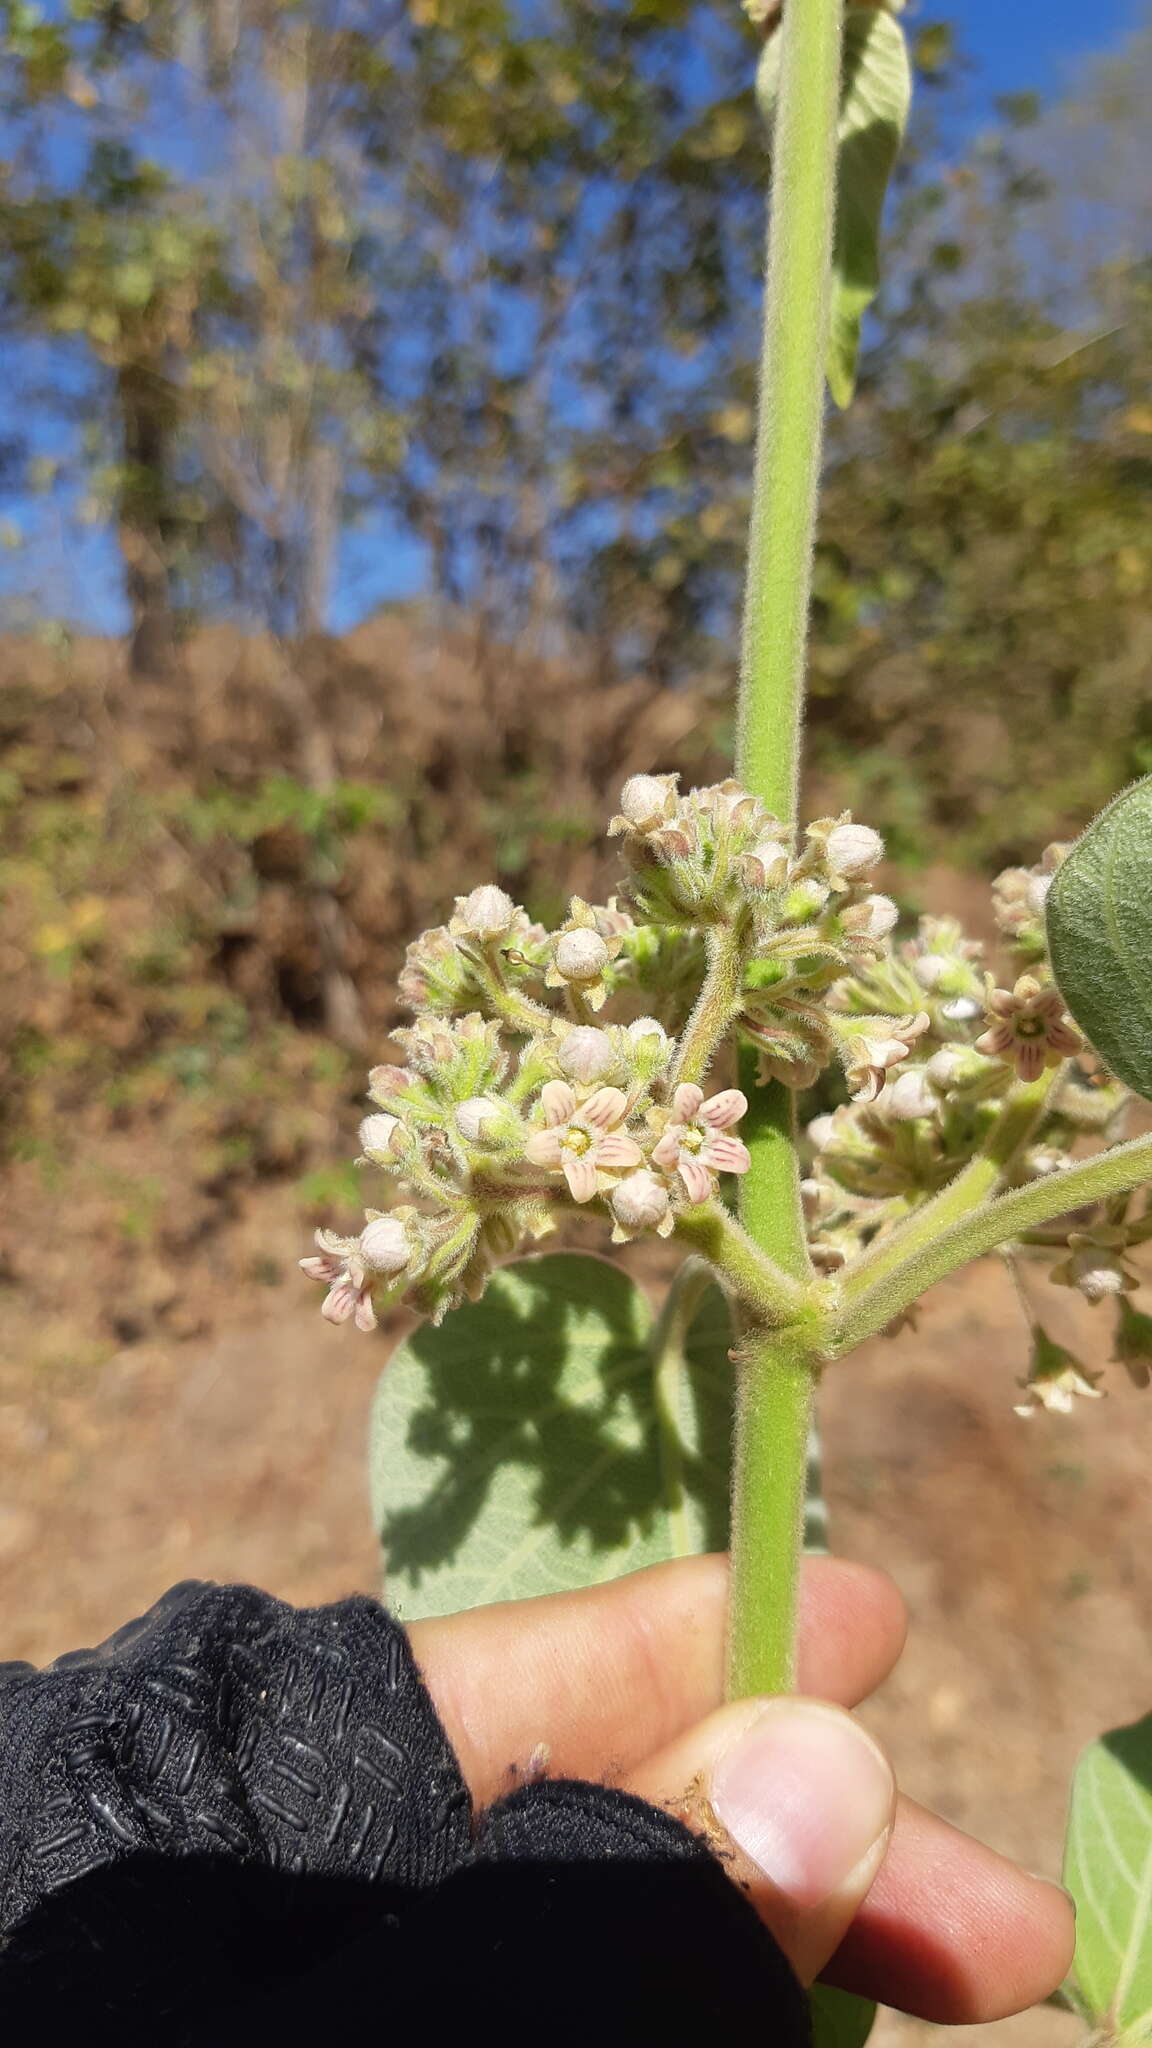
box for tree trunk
[116,358,180,678]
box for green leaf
[369,1253,732,1618]
[809,1985,877,2048]
[1047,775,1152,1102]
[1063,1709,1152,2038]
[755,9,910,409]
[826,10,911,407]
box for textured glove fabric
[0,1582,810,2043]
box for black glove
[0,1582,809,2043]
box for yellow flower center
[681,1126,705,1154]
[1016,1017,1045,1038]
[562,1126,593,1156]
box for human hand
[409,1554,1074,2023]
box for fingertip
[797,1557,908,1705]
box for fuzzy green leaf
[369,1253,732,1619]
[809,1985,877,2047]
[1047,775,1152,1102]
[757,8,910,409]
[1063,1710,1152,2038]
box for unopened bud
[610,1169,671,1234]
[806,1114,838,1152]
[741,839,790,891]
[359,1113,402,1160]
[619,774,677,831]
[940,995,982,1024]
[456,1095,505,1143]
[826,822,884,879]
[359,1216,411,1276]
[459,885,517,939]
[557,1027,615,1085]
[926,1047,970,1090]
[913,953,951,991]
[554,929,609,984]
[884,1069,938,1121]
[853,893,899,940]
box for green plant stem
[727,1327,817,1697]
[839,1066,1061,1306]
[672,920,754,1089]
[736,0,842,822]
[835,1128,1152,1352]
[728,0,844,1700]
[674,1200,817,1334]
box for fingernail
[709,1699,894,1908]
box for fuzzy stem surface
[835,1128,1152,1352]
[728,0,844,1699]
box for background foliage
[3,0,1152,1351]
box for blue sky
[4,0,1146,636]
[958,0,1138,97]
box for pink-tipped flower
[651,1084,751,1206]
[975,976,1082,1082]
[300,1229,378,1333]
[524,1082,643,1202]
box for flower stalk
[727,0,845,1699]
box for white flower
[825,822,884,880]
[524,1082,643,1202]
[358,1113,402,1161]
[456,1095,505,1143]
[1051,1229,1139,1305]
[609,1169,674,1242]
[912,953,951,991]
[652,1084,751,1205]
[557,1027,616,1085]
[843,1013,930,1103]
[554,928,609,984]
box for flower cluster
[303,774,1147,1404]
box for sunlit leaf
[1063,1709,1152,2038]
[369,1253,732,1618]
[1047,775,1152,1102]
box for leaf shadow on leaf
[374,1255,731,1593]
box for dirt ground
[2,1194,1149,2045]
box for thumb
[623,1695,896,1986]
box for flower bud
[359,1113,402,1160]
[610,1169,671,1234]
[884,1069,938,1121]
[913,953,951,991]
[619,774,677,832]
[458,885,517,939]
[740,838,791,891]
[554,929,609,984]
[852,893,899,940]
[557,1026,616,1085]
[456,1095,505,1143]
[825,822,884,879]
[939,994,982,1024]
[359,1216,411,1276]
[806,1114,838,1152]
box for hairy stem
[839,1066,1062,1305]
[728,0,844,1699]
[673,1201,818,1335]
[736,0,842,821]
[672,920,753,1090]
[728,1327,818,1697]
[835,1128,1152,1353]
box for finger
[623,1696,897,1985]
[409,1554,906,1808]
[823,1792,1076,2024]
